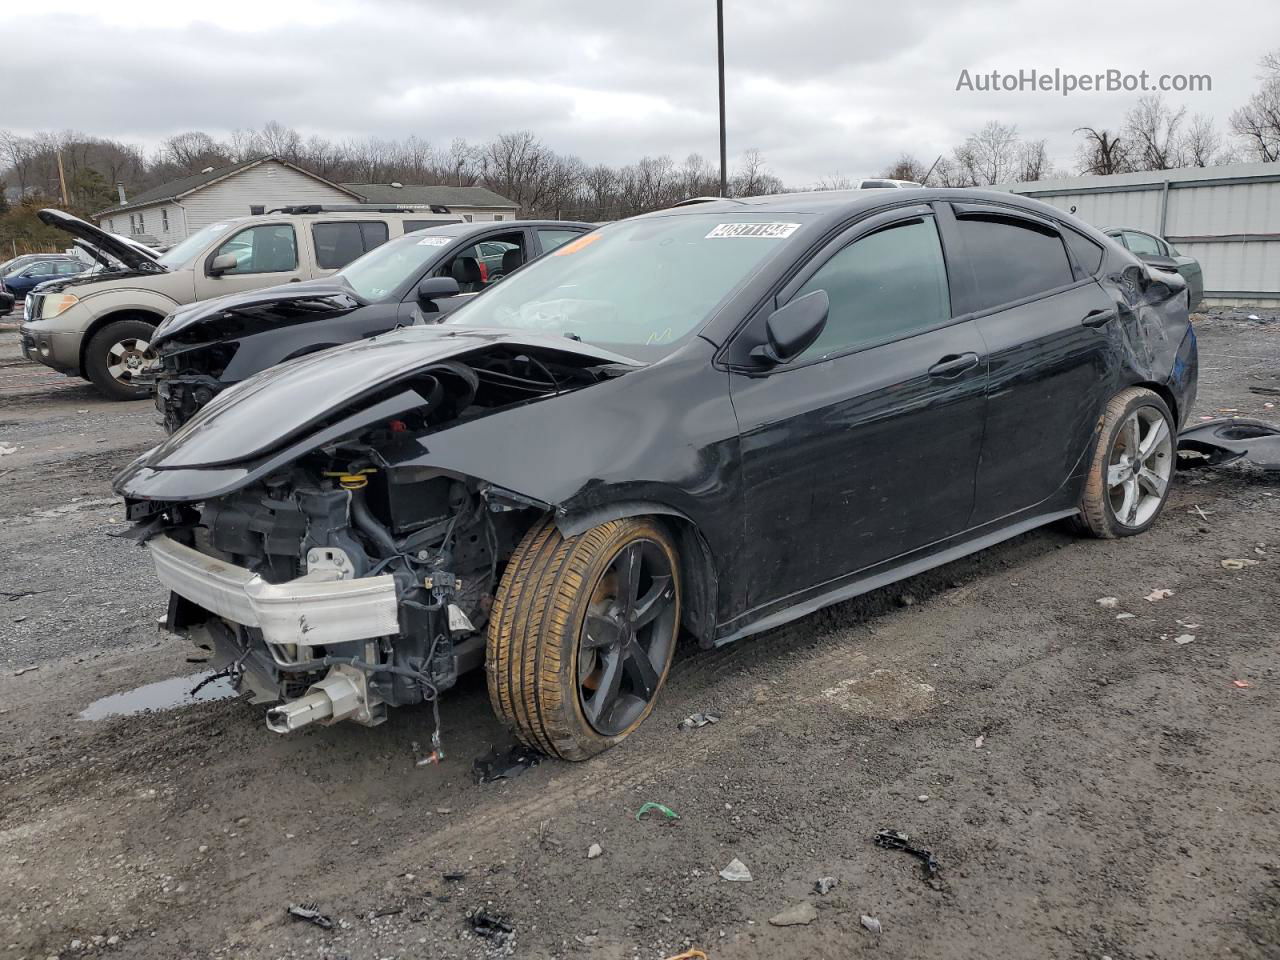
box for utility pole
[56,151,69,206]
[717,0,727,197]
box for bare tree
[1017,139,1051,182]
[1181,114,1235,167]
[955,121,1022,185]
[1074,127,1129,175]
[1231,49,1280,162]
[813,172,855,190]
[159,131,229,173]
[1124,95,1187,170]
[880,153,929,182]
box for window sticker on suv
[417,237,452,247]
[706,222,800,239]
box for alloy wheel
[106,336,152,387]
[578,540,677,736]
[1107,406,1173,528]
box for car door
[193,222,305,299]
[727,205,988,610]
[944,202,1120,525]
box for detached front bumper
[148,534,400,648]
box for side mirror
[208,253,238,276]
[1136,252,1179,272]
[750,289,829,366]
[417,276,460,304]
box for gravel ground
[0,310,1278,960]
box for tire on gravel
[84,318,155,401]
[486,515,681,761]
[1077,386,1176,539]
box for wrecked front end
[115,328,636,744]
[148,282,367,433]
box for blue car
[2,256,86,299]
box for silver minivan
[20,207,459,399]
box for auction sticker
[706,222,800,239]
[417,236,452,246]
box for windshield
[442,212,809,359]
[156,220,242,269]
[336,232,456,302]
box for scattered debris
[1192,505,1211,521]
[873,829,939,878]
[719,857,753,882]
[1174,634,1196,645]
[1116,612,1136,620]
[1144,589,1174,602]
[13,665,39,676]
[1096,596,1119,608]
[916,794,930,803]
[662,950,708,960]
[472,743,541,784]
[861,915,883,935]
[1233,679,1252,689]
[1178,417,1280,472]
[769,901,818,926]
[636,801,680,822]
[677,711,721,731]
[468,907,514,943]
[287,903,334,930]
[896,593,916,607]
[587,843,603,859]
[0,443,16,456]
[1221,558,1262,570]
[1250,386,1280,397]
[814,876,839,895]
[974,734,986,749]
[443,871,467,882]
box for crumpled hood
[37,208,166,274]
[151,278,360,352]
[125,325,640,473]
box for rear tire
[84,319,155,401]
[486,516,681,761]
[1077,387,1175,538]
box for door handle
[1081,307,1116,327]
[928,352,980,378]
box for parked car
[19,206,460,401]
[3,256,88,299]
[0,252,83,277]
[148,219,593,431]
[0,288,13,318]
[1104,227,1203,309]
[854,178,923,188]
[114,188,1195,761]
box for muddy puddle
[78,671,239,720]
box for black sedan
[147,219,593,431]
[114,189,1196,761]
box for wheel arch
[78,308,167,376]
[1132,379,1178,427]
[556,501,719,648]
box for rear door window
[795,217,952,360]
[1063,229,1104,279]
[312,221,390,269]
[956,214,1075,311]
[1122,231,1163,256]
[537,228,585,252]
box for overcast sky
[2,0,1276,184]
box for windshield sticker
[417,236,452,246]
[552,234,601,256]
[706,222,800,239]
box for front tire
[486,516,681,761]
[84,319,155,401]
[1077,387,1175,538]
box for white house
[96,156,361,245]
[96,158,522,247]
[341,183,520,222]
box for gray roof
[342,183,518,209]
[96,156,359,217]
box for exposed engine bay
[120,337,634,755]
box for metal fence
[1001,161,1280,306]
